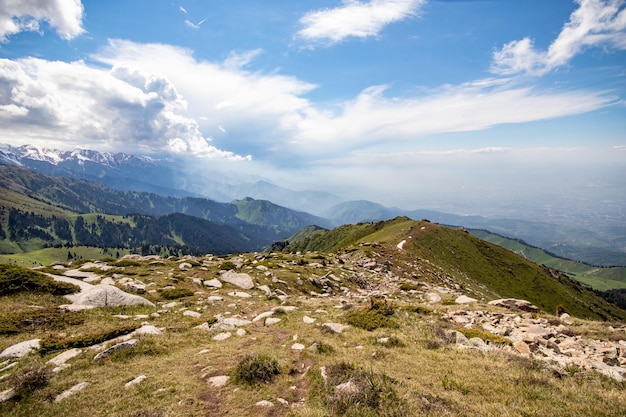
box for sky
[0,0,625,219]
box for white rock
[291,343,305,351]
[220,270,254,289]
[208,375,229,387]
[256,400,274,407]
[93,339,138,361]
[183,310,202,318]
[207,296,224,302]
[0,339,40,359]
[134,324,163,336]
[257,285,272,296]
[47,348,82,366]
[73,285,155,308]
[322,323,349,334]
[303,316,316,324]
[252,311,274,322]
[54,382,89,402]
[265,317,282,326]
[179,262,192,271]
[228,291,252,298]
[203,279,222,288]
[236,329,247,337]
[125,375,147,388]
[213,332,232,341]
[0,388,15,402]
[455,295,478,304]
[222,318,252,327]
[426,293,442,303]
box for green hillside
[280,217,626,321]
[471,229,626,291]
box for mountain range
[1,144,624,266]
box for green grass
[0,247,130,267]
[471,229,626,290]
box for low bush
[0,264,80,296]
[457,328,512,346]
[158,288,194,300]
[314,362,406,416]
[39,323,139,354]
[345,310,399,331]
[0,308,85,335]
[232,353,280,386]
[314,341,335,354]
[9,366,51,399]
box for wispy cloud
[297,0,426,46]
[185,16,208,30]
[0,0,85,42]
[491,0,626,75]
[179,6,187,14]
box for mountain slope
[0,164,328,255]
[281,217,626,321]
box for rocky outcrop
[0,339,40,359]
[71,285,155,308]
[488,298,539,313]
[219,270,254,289]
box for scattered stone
[265,317,281,326]
[204,279,223,288]
[125,375,147,388]
[162,301,178,309]
[256,400,274,407]
[560,313,573,324]
[179,262,192,271]
[236,329,247,337]
[273,306,298,313]
[93,339,138,362]
[54,382,89,402]
[257,285,272,296]
[208,375,229,387]
[134,324,163,336]
[426,293,442,303]
[207,296,224,302]
[0,388,15,403]
[183,310,202,318]
[488,298,539,313]
[253,311,274,322]
[228,291,252,298]
[455,295,477,304]
[101,277,115,286]
[220,270,254,289]
[303,316,316,324]
[213,332,232,341]
[0,339,41,359]
[291,343,305,351]
[514,341,531,355]
[47,348,82,367]
[125,281,147,294]
[222,317,252,327]
[322,323,349,334]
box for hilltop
[0,217,625,416]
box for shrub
[158,288,194,300]
[399,283,419,291]
[40,323,139,354]
[401,304,433,315]
[315,341,335,354]
[316,362,406,416]
[0,308,85,335]
[219,261,236,270]
[113,259,142,267]
[345,310,398,331]
[10,366,51,399]
[232,353,280,386]
[457,328,512,346]
[0,264,80,296]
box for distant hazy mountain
[0,144,344,213]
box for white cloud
[297,0,426,45]
[492,0,626,75]
[288,81,616,154]
[0,57,250,160]
[0,0,85,42]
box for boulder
[213,332,232,341]
[93,339,138,362]
[47,348,82,366]
[220,270,254,289]
[0,339,41,359]
[207,375,229,387]
[203,279,223,288]
[54,382,89,402]
[265,317,281,326]
[73,285,155,308]
[134,324,163,336]
[124,281,147,294]
[455,295,477,304]
[125,375,147,388]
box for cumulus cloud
[492,0,626,75]
[0,0,85,42]
[0,57,250,160]
[297,0,426,45]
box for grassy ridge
[281,217,626,321]
[471,229,626,291]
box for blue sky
[0,0,625,218]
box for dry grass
[0,253,624,417]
